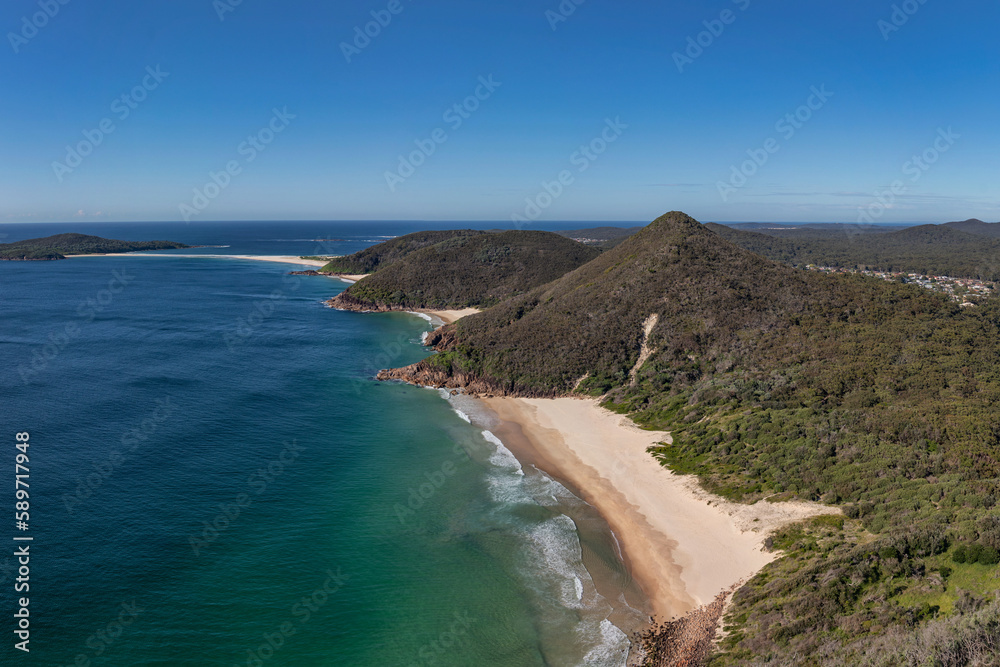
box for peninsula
[0,233,189,261]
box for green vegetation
[319,230,485,274]
[0,233,188,260]
[708,222,1000,280]
[392,212,1000,663]
[944,218,1000,238]
[331,230,600,310]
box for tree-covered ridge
[329,230,600,310]
[384,211,1000,663]
[707,222,1000,280]
[318,229,486,274]
[944,218,1000,238]
[0,233,189,260]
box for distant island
[0,233,190,261]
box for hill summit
[378,210,834,395]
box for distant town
[806,265,995,305]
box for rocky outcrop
[631,588,733,666]
[375,361,559,398]
[325,292,408,313]
[375,322,559,397]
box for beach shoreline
[67,253,333,267]
[418,308,480,325]
[479,396,839,622]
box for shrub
[953,545,968,563]
[978,545,1000,565]
[879,546,901,561]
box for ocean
[0,221,647,666]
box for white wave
[420,331,429,344]
[580,619,630,667]
[482,430,524,476]
[526,515,589,609]
[408,311,433,324]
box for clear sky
[2,0,997,224]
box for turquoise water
[0,223,645,665]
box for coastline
[417,308,480,325]
[333,273,369,283]
[479,396,839,622]
[67,253,332,266]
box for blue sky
[2,0,997,224]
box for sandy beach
[481,396,839,621]
[69,253,332,266]
[417,308,480,325]
[333,273,369,283]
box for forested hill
[944,218,1000,237]
[319,230,485,274]
[0,233,189,260]
[382,211,1000,664]
[707,222,1000,279]
[328,230,599,311]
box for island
[0,233,190,261]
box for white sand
[334,274,369,283]
[418,308,481,325]
[482,396,839,620]
[69,254,331,267]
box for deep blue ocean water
[0,222,646,666]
